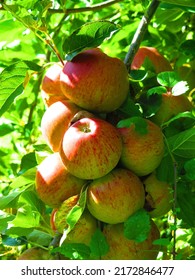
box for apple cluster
[35,48,173,260]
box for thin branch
[124,0,160,70]
[49,0,122,14]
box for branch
[124,0,160,70]
[49,0,122,14]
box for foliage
[0,0,195,260]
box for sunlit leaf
[90,228,109,258]
[157,71,180,87]
[52,243,91,260]
[63,21,120,61]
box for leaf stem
[124,0,160,70]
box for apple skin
[60,48,129,113]
[87,168,145,224]
[60,117,122,180]
[150,92,193,126]
[118,119,165,176]
[41,100,81,152]
[17,247,56,260]
[53,195,97,246]
[41,62,67,107]
[102,220,160,260]
[35,153,86,208]
[143,173,173,218]
[131,46,172,73]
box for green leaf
[179,40,195,60]
[18,152,38,175]
[27,230,53,247]
[159,0,195,8]
[63,21,120,61]
[52,243,91,260]
[0,211,15,232]
[184,158,195,180]
[167,128,195,158]
[0,61,41,117]
[162,111,195,127]
[117,116,148,135]
[124,209,151,243]
[156,151,175,184]
[152,238,170,246]
[140,89,164,118]
[172,81,189,96]
[157,71,180,88]
[130,70,148,81]
[89,228,109,258]
[118,96,142,117]
[0,123,15,136]
[1,235,27,246]
[9,167,36,190]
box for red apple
[87,168,145,224]
[60,117,122,180]
[53,195,97,246]
[102,220,160,260]
[60,48,129,113]
[150,92,193,126]
[143,173,173,217]
[118,118,164,176]
[41,62,67,107]
[131,46,172,73]
[40,100,81,152]
[35,153,86,208]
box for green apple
[87,168,145,224]
[41,62,67,107]
[35,153,86,208]
[53,195,97,246]
[17,247,56,260]
[131,46,172,73]
[60,48,129,113]
[102,220,160,260]
[41,100,81,152]
[118,118,165,176]
[60,117,122,180]
[143,173,173,217]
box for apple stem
[124,0,160,70]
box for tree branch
[124,0,160,70]
[49,0,122,14]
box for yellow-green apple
[35,152,86,208]
[87,168,145,224]
[60,117,122,180]
[40,100,81,152]
[17,247,56,260]
[131,46,172,73]
[60,48,129,113]
[118,118,165,176]
[150,92,193,126]
[102,220,160,260]
[41,62,67,107]
[143,173,173,217]
[53,195,97,246]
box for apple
[60,117,122,180]
[102,220,160,260]
[143,173,173,218]
[41,62,67,107]
[87,168,145,224]
[40,100,81,152]
[150,92,193,126]
[131,46,172,73]
[60,48,129,113]
[53,195,97,246]
[35,152,86,208]
[118,118,165,176]
[17,247,56,260]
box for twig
[124,0,160,70]
[49,0,122,14]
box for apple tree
[0,0,195,260]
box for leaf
[0,123,15,136]
[172,81,189,96]
[184,158,195,180]
[18,152,38,175]
[118,96,142,117]
[179,40,195,60]
[162,111,195,127]
[157,71,180,87]
[89,228,109,258]
[167,128,195,158]
[117,116,148,135]
[1,235,27,246]
[27,230,53,247]
[0,61,41,117]
[156,151,175,184]
[152,238,171,246]
[140,90,163,118]
[0,211,15,232]
[159,0,195,8]
[130,70,148,81]
[9,167,36,190]
[63,21,120,61]
[177,182,195,227]
[52,243,91,260]
[124,209,151,243]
